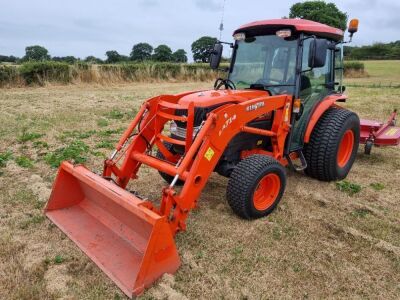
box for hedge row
[0,61,365,87]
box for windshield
[229,34,298,94]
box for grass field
[0,61,399,299]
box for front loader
[46,19,362,297]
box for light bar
[276,29,291,38]
[233,32,246,41]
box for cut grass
[45,140,90,168]
[105,109,125,120]
[54,255,65,264]
[97,128,124,137]
[97,118,109,127]
[0,237,55,299]
[336,180,362,196]
[0,151,12,167]
[18,130,44,142]
[95,140,114,149]
[59,130,96,141]
[351,208,371,218]
[33,141,49,149]
[15,155,34,168]
[370,182,385,191]
[19,214,46,229]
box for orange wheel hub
[253,173,281,211]
[337,129,354,168]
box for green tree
[84,56,103,64]
[191,36,218,63]
[289,1,347,31]
[0,55,18,63]
[152,45,173,62]
[171,49,188,63]
[105,50,122,63]
[130,43,153,61]
[24,45,50,61]
[52,56,78,64]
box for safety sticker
[204,147,215,161]
[385,128,399,136]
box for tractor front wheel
[226,155,286,219]
[304,108,360,181]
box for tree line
[344,41,400,60]
[0,37,218,64]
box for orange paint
[303,94,347,143]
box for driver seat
[300,75,312,99]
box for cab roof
[234,19,344,41]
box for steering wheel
[214,78,236,90]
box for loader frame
[102,93,292,235]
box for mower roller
[46,19,368,297]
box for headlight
[170,121,177,135]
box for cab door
[289,38,335,151]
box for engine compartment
[168,103,273,177]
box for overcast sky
[1,0,399,60]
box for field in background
[0,61,399,299]
[346,60,400,86]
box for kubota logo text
[246,101,265,112]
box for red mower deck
[360,110,400,154]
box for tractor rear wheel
[156,142,184,186]
[304,107,360,181]
[226,155,286,219]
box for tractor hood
[178,89,269,108]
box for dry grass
[0,63,220,88]
[0,63,399,299]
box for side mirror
[308,38,327,69]
[209,43,223,70]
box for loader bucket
[45,162,180,298]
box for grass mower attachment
[45,91,293,297]
[360,110,400,154]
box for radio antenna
[219,0,226,40]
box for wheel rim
[337,129,355,168]
[253,173,281,211]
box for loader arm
[104,93,292,234]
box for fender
[303,94,347,143]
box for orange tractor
[46,19,363,297]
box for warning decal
[204,147,215,161]
[385,128,399,136]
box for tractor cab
[210,19,354,151]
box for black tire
[364,140,373,155]
[156,142,184,186]
[226,155,286,219]
[304,108,360,181]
